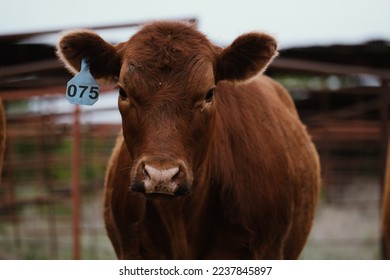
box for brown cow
[57,21,320,259]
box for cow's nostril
[131,182,145,193]
[174,185,191,196]
[171,168,180,182]
[143,165,151,180]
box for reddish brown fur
[57,21,320,259]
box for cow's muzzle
[130,158,192,198]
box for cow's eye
[118,87,127,100]
[205,88,215,103]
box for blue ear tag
[66,58,99,106]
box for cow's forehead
[121,22,216,72]
[117,22,217,102]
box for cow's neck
[150,162,219,258]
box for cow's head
[57,21,277,199]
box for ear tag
[66,58,99,106]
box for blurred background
[1,0,390,259]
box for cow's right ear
[56,30,123,80]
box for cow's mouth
[143,193,178,200]
[131,182,191,200]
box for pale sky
[1,0,390,47]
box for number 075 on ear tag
[66,58,99,106]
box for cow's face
[57,21,277,199]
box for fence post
[381,79,390,259]
[71,105,81,260]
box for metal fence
[0,62,389,259]
[0,92,120,259]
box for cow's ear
[56,30,123,80]
[216,33,278,82]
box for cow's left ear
[216,33,278,82]
[56,30,124,80]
